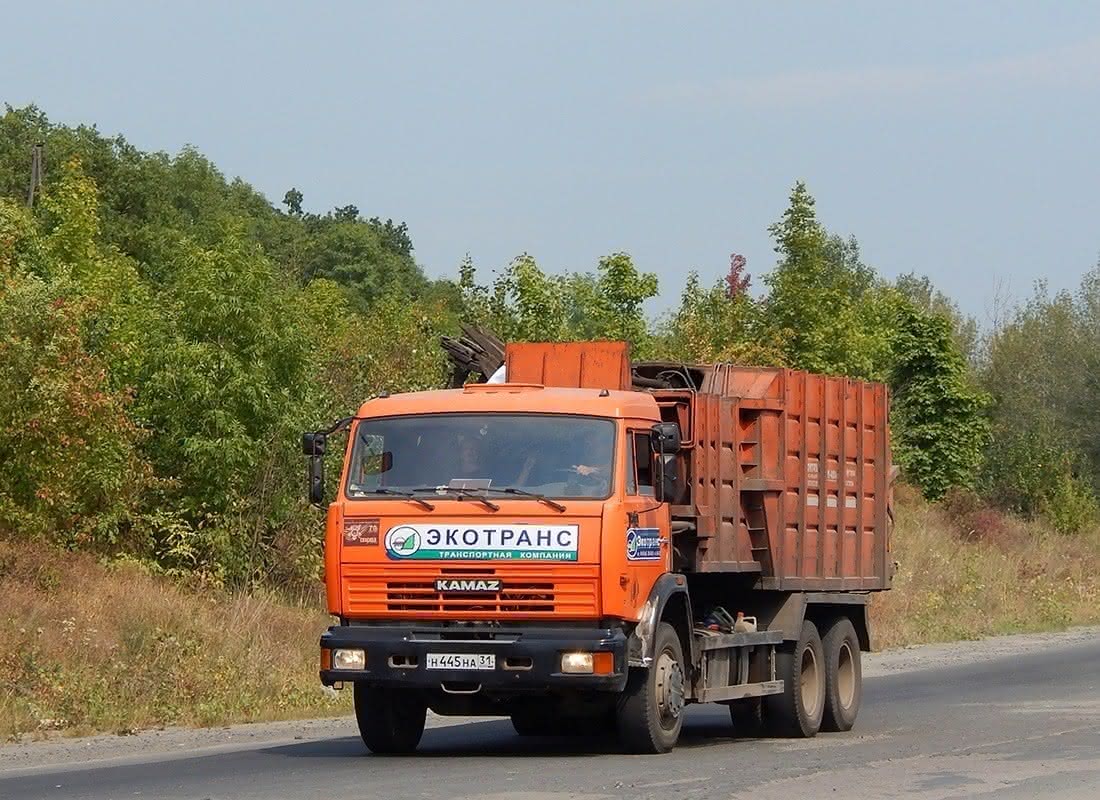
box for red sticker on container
[344,518,380,546]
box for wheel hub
[655,651,685,720]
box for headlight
[332,648,366,670]
[561,652,594,674]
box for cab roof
[355,384,660,421]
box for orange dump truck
[304,342,893,754]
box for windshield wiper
[357,487,435,511]
[484,487,566,513]
[446,487,500,511]
[403,486,500,512]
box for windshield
[346,414,616,500]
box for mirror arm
[318,415,354,437]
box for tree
[761,182,886,378]
[895,272,978,364]
[889,302,990,500]
[725,253,751,299]
[299,213,426,308]
[576,252,659,352]
[282,188,303,215]
[658,270,778,365]
[459,251,659,355]
[0,189,152,549]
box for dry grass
[4,490,1100,739]
[0,539,346,741]
[871,487,1100,648]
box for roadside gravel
[861,625,1100,677]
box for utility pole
[27,143,44,207]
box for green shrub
[1041,471,1098,535]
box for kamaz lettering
[434,578,502,593]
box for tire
[616,622,686,754]
[821,617,862,732]
[728,697,765,737]
[763,620,825,738]
[353,683,426,754]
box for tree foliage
[0,197,151,550]
[459,251,659,356]
[0,129,451,586]
[888,302,990,501]
[979,274,1100,531]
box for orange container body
[656,366,893,591]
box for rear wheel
[353,684,426,754]
[763,620,825,738]
[821,617,862,732]
[616,622,686,753]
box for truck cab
[316,385,680,746]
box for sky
[3,2,1099,322]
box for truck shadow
[265,712,753,760]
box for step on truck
[304,342,893,754]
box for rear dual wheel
[764,620,826,738]
[822,617,862,732]
[756,617,862,739]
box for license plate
[425,653,496,671]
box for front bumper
[320,623,629,692]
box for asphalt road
[3,631,1099,800]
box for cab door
[619,426,671,614]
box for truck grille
[341,564,600,619]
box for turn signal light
[592,652,614,675]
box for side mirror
[650,422,682,454]
[303,431,327,506]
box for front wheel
[353,684,426,754]
[616,622,686,754]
